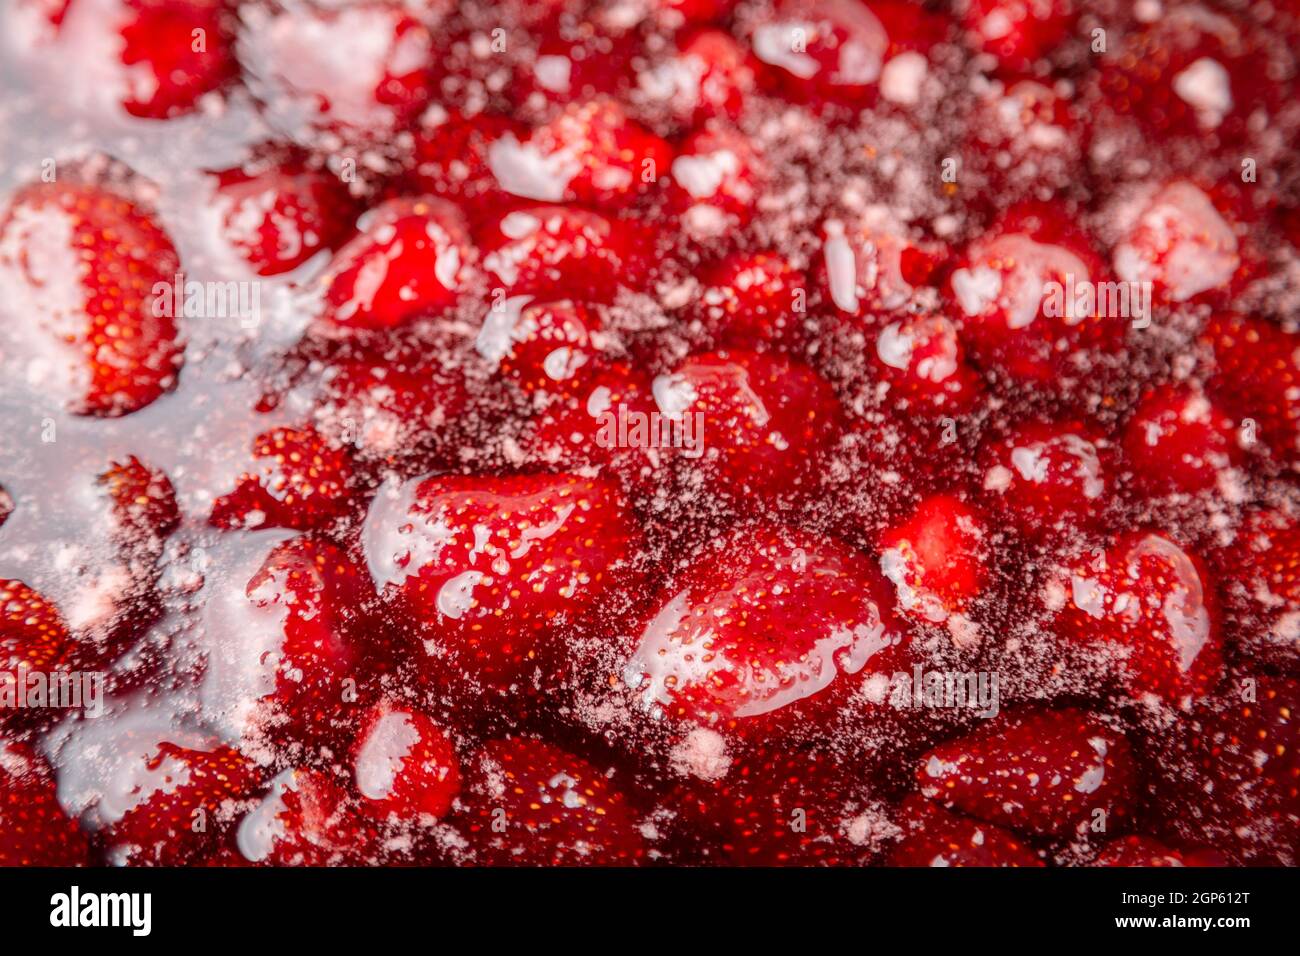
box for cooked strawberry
[211,155,356,276]
[0,182,183,416]
[962,0,1078,70]
[318,196,478,332]
[365,473,644,688]
[478,298,600,397]
[351,699,460,822]
[477,205,655,302]
[237,0,437,144]
[1110,180,1242,305]
[461,737,644,865]
[1121,384,1243,495]
[947,201,1122,386]
[237,767,382,866]
[691,251,807,347]
[655,350,844,507]
[407,110,520,208]
[98,455,181,551]
[0,742,90,866]
[888,795,1044,866]
[1156,677,1299,864]
[1214,509,1300,670]
[106,742,262,865]
[919,708,1137,838]
[210,425,354,531]
[1091,835,1225,867]
[878,495,991,631]
[646,27,757,127]
[487,98,672,209]
[1200,312,1300,463]
[623,523,911,734]
[979,420,1109,537]
[1054,532,1223,704]
[820,215,946,318]
[669,123,763,237]
[870,314,983,416]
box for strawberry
[1091,835,1225,867]
[669,123,764,237]
[407,110,520,208]
[870,314,983,417]
[919,708,1137,838]
[623,523,911,734]
[209,425,355,531]
[1054,532,1223,705]
[1121,384,1243,495]
[237,767,382,866]
[1,579,75,694]
[0,742,90,866]
[237,0,436,144]
[962,0,1078,71]
[477,205,655,302]
[351,699,460,822]
[748,0,893,105]
[478,297,601,398]
[210,155,356,276]
[690,251,807,347]
[1214,509,1300,671]
[1155,677,1299,864]
[315,345,470,465]
[820,215,946,318]
[98,455,181,552]
[643,27,757,127]
[654,350,845,507]
[0,484,11,528]
[1200,312,1300,463]
[1110,180,1242,305]
[877,495,991,632]
[461,737,644,865]
[0,182,183,416]
[514,22,641,107]
[364,473,644,689]
[979,420,1109,538]
[117,0,239,118]
[947,201,1122,386]
[318,196,478,332]
[888,795,1044,866]
[964,79,1082,207]
[486,98,672,209]
[105,741,262,865]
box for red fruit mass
[351,699,460,822]
[210,425,354,531]
[0,743,90,866]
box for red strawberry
[236,767,381,866]
[878,495,991,637]
[106,741,262,865]
[643,27,757,127]
[1110,180,1242,305]
[1092,835,1225,867]
[0,742,90,866]
[351,699,460,822]
[318,196,478,332]
[461,737,644,865]
[947,201,1122,386]
[964,79,1082,207]
[748,0,893,104]
[1214,509,1300,670]
[98,454,181,552]
[477,297,601,398]
[654,350,845,507]
[117,0,239,118]
[209,425,354,531]
[962,0,1078,71]
[919,708,1137,838]
[870,314,983,417]
[669,123,764,237]
[1054,532,1223,705]
[623,523,911,734]
[477,205,655,302]
[1,580,75,700]
[210,155,356,276]
[514,21,641,106]
[978,420,1109,538]
[407,110,520,208]
[1121,384,1243,495]
[315,346,470,465]
[486,98,672,209]
[1156,677,1300,864]
[364,473,644,689]
[236,0,436,144]
[888,795,1044,866]
[691,251,807,347]
[1200,312,1300,463]
[820,215,946,318]
[0,182,183,416]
